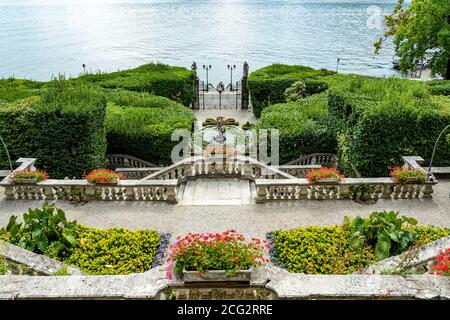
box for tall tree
[375,0,450,79]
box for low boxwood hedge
[0,82,107,178]
[78,63,194,106]
[270,226,375,274]
[105,90,195,165]
[270,224,450,274]
[247,64,335,117]
[65,226,162,275]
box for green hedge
[247,64,335,117]
[328,77,450,177]
[0,78,45,103]
[271,224,450,274]
[258,93,336,163]
[0,82,107,178]
[105,90,195,165]
[65,226,161,275]
[78,63,194,106]
[272,226,375,274]
[427,80,450,96]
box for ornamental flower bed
[165,230,270,281]
[431,248,450,276]
[389,167,427,184]
[10,170,48,183]
[85,169,123,184]
[306,168,344,184]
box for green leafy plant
[11,170,48,182]
[0,203,77,259]
[284,79,329,102]
[389,167,427,184]
[344,211,418,261]
[52,265,71,276]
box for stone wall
[1,265,448,300]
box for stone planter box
[92,180,119,186]
[394,177,423,184]
[12,178,40,184]
[182,270,252,283]
[310,178,341,184]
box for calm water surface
[0,0,400,84]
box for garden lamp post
[203,65,211,91]
[336,58,340,73]
[82,64,86,73]
[0,135,13,172]
[228,64,236,91]
[427,124,450,180]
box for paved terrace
[0,180,448,241]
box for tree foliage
[375,0,450,79]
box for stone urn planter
[182,270,252,283]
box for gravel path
[0,180,448,241]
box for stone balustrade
[274,165,322,178]
[116,167,165,180]
[0,158,178,203]
[286,153,338,168]
[1,179,178,203]
[255,178,437,202]
[105,154,157,169]
[140,155,297,181]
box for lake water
[0,0,400,84]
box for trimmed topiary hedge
[78,63,194,107]
[270,226,375,274]
[270,223,450,274]
[247,64,335,117]
[328,77,450,177]
[258,93,337,164]
[0,78,45,103]
[105,90,195,166]
[65,226,161,275]
[0,82,107,178]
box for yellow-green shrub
[272,226,375,274]
[409,225,450,247]
[65,226,161,275]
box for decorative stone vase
[12,178,39,184]
[312,177,341,185]
[182,270,252,283]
